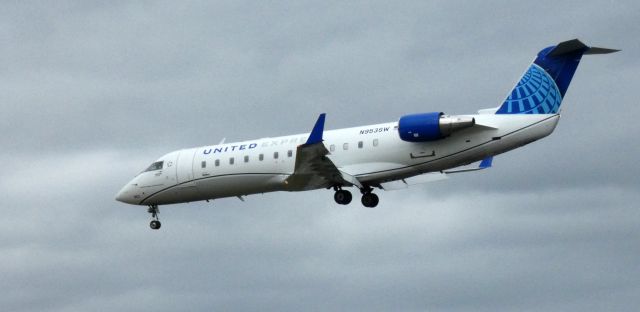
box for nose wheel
[147,205,161,230]
[150,220,161,230]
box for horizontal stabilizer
[547,39,588,56]
[584,47,621,55]
[548,39,620,56]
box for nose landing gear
[147,205,161,230]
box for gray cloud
[1,1,639,311]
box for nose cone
[115,183,138,205]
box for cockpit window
[144,161,163,172]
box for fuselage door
[176,149,196,184]
[163,151,179,184]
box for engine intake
[398,112,475,142]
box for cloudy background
[1,1,639,311]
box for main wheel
[334,190,353,205]
[150,220,162,230]
[361,193,379,208]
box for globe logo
[498,64,562,114]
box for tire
[150,220,162,230]
[342,190,353,205]
[334,190,353,205]
[361,193,379,208]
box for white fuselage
[115,113,560,206]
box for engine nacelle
[398,112,475,142]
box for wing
[379,156,493,190]
[284,114,361,191]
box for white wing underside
[379,172,449,190]
[379,157,491,191]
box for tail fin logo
[495,39,618,115]
[496,64,562,114]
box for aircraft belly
[195,173,287,199]
[143,173,287,204]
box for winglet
[305,113,326,145]
[479,156,493,169]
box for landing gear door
[176,149,196,184]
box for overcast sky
[1,1,639,311]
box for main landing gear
[148,204,161,230]
[333,186,379,208]
[361,192,379,208]
[334,188,353,205]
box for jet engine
[398,112,475,142]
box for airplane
[116,39,618,230]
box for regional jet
[116,39,617,230]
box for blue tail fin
[496,39,618,114]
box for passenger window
[259,154,264,161]
[274,152,279,159]
[343,143,349,150]
[244,155,249,163]
[358,141,363,149]
[215,159,220,167]
[330,144,335,152]
[287,150,293,157]
[373,139,379,147]
[144,161,163,172]
[201,161,206,168]
[229,157,234,165]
